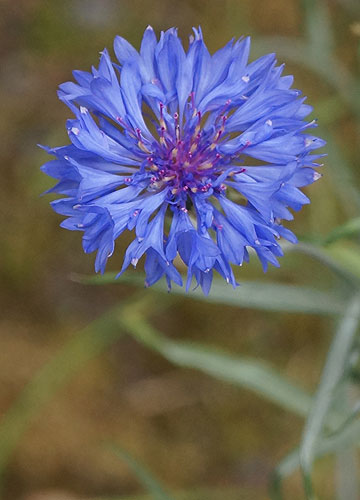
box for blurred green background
[1,0,360,499]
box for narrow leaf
[324,218,360,245]
[120,313,314,418]
[299,294,360,496]
[303,0,333,62]
[73,272,347,316]
[271,418,360,499]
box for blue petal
[114,36,139,65]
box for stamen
[160,126,167,146]
[174,112,180,140]
[144,98,249,203]
[192,110,202,136]
[138,141,151,153]
[198,161,213,170]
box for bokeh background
[1,0,360,499]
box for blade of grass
[336,434,359,500]
[109,445,174,500]
[73,272,347,316]
[271,294,360,498]
[303,0,333,63]
[271,417,360,500]
[323,218,360,245]
[334,387,359,500]
[336,448,359,500]
[119,308,329,421]
[299,294,360,498]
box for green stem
[299,294,360,498]
[335,387,359,500]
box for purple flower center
[133,98,248,207]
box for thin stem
[299,294,360,498]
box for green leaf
[271,294,360,499]
[156,342,313,417]
[73,272,347,316]
[299,294,360,497]
[271,418,360,500]
[110,446,174,500]
[335,443,359,500]
[303,0,333,62]
[119,311,314,418]
[324,218,360,245]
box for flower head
[41,26,325,294]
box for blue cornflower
[41,26,325,294]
